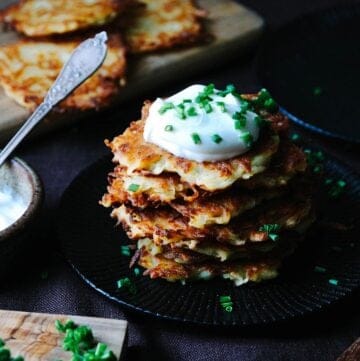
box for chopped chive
[204,103,213,113]
[337,180,346,188]
[183,99,192,103]
[191,133,201,144]
[325,178,333,186]
[128,183,140,192]
[211,134,223,144]
[313,86,323,96]
[291,133,300,141]
[219,295,233,312]
[219,295,231,303]
[164,124,174,131]
[187,106,198,116]
[216,101,226,112]
[268,233,279,241]
[121,245,131,257]
[117,277,136,294]
[240,131,253,145]
[264,98,278,112]
[313,165,322,173]
[328,279,339,286]
[259,224,281,233]
[159,102,174,114]
[314,266,326,273]
[226,84,235,93]
[134,267,141,276]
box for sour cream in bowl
[0,157,43,275]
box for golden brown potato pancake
[0,35,126,111]
[1,0,129,37]
[106,119,280,192]
[113,196,313,246]
[123,0,206,53]
[138,240,281,284]
[101,138,306,209]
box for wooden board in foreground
[0,0,264,143]
[0,310,127,360]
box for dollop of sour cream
[143,84,261,162]
[0,187,27,232]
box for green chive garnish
[121,245,131,257]
[159,102,174,114]
[255,115,265,127]
[117,277,137,294]
[291,133,300,141]
[134,267,141,276]
[128,183,140,192]
[216,101,226,112]
[314,266,326,273]
[240,131,253,145]
[268,233,279,241]
[219,295,233,312]
[313,86,323,96]
[211,134,223,144]
[328,279,339,286]
[164,124,173,131]
[191,133,201,144]
[183,99,192,103]
[187,107,198,116]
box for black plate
[58,150,360,326]
[257,4,360,143]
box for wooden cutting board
[0,0,264,143]
[0,310,127,360]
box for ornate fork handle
[0,31,108,167]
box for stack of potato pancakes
[101,88,315,286]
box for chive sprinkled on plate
[128,183,140,192]
[164,124,174,131]
[328,279,339,286]
[219,295,233,312]
[191,133,201,144]
[121,245,131,257]
[291,133,300,141]
[117,277,137,294]
[314,266,327,273]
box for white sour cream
[143,84,261,162]
[0,187,27,232]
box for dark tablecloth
[2,1,359,360]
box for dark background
[1,1,359,360]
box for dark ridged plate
[257,4,360,143]
[58,150,360,326]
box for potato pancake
[102,139,306,209]
[106,119,279,192]
[138,240,281,284]
[1,0,129,37]
[0,35,126,111]
[123,0,206,53]
[113,196,313,246]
